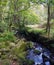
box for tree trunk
[46,3,50,38]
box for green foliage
[2,59,10,65]
[1,55,8,59]
[27,27,45,34]
[31,0,54,4]
[0,39,31,64]
[27,41,33,49]
[11,39,27,61]
[0,31,16,42]
[20,10,40,25]
[0,21,7,32]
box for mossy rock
[34,49,41,55]
[26,60,34,65]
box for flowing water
[27,42,53,65]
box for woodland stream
[27,42,54,65]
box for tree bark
[46,3,50,38]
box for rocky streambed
[27,42,54,65]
